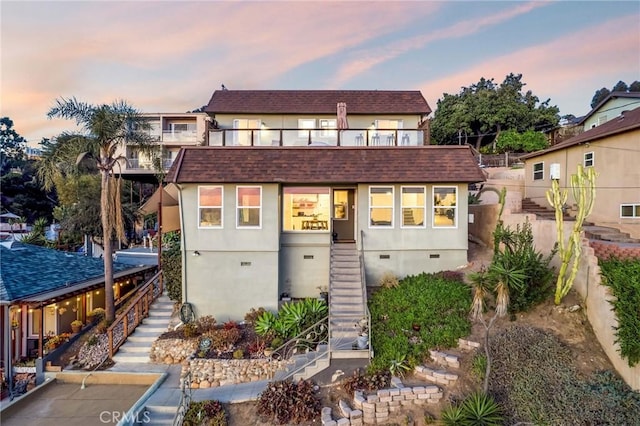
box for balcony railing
[123,158,175,171]
[208,128,427,147]
[143,130,199,144]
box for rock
[568,305,581,313]
[200,380,210,388]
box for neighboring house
[167,145,485,321]
[578,91,640,131]
[204,90,432,146]
[0,241,156,367]
[520,107,640,235]
[115,112,210,182]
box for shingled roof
[167,146,485,184]
[0,242,151,304]
[521,106,640,160]
[205,90,432,116]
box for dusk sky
[2,0,639,145]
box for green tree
[629,81,640,92]
[430,73,559,149]
[612,80,629,92]
[0,117,26,175]
[590,87,611,109]
[494,129,548,153]
[46,97,154,321]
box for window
[584,151,594,167]
[283,187,330,231]
[298,119,316,138]
[433,186,457,227]
[232,119,261,146]
[533,162,544,180]
[199,186,223,228]
[401,186,426,227]
[319,119,337,137]
[597,115,608,126]
[621,204,640,218]
[333,190,348,220]
[369,186,394,227]
[237,186,261,228]
[375,119,403,145]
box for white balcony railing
[123,158,174,171]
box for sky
[1,0,639,146]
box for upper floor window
[620,204,640,219]
[433,186,457,228]
[584,151,594,167]
[533,162,544,180]
[369,186,394,227]
[319,119,337,137]
[237,186,261,228]
[199,186,223,228]
[298,119,315,138]
[232,119,261,146]
[597,115,608,126]
[401,186,426,228]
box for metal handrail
[173,369,192,426]
[107,270,163,358]
[360,230,372,359]
[268,314,329,380]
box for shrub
[244,307,266,325]
[379,271,399,288]
[195,315,217,334]
[368,272,471,373]
[161,232,182,302]
[182,322,198,338]
[257,379,320,424]
[441,392,502,425]
[206,328,241,351]
[183,399,227,426]
[342,369,391,395]
[89,307,106,323]
[232,348,244,359]
[255,299,328,341]
[600,257,640,366]
[488,325,640,424]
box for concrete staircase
[521,198,574,221]
[112,294,174,364]
[329,243,370,359]
[583,225,640,244]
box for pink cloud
[331,1,550,86]
[418,15,640,116]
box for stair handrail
[268,314,329,380]
[107,270,163,358]
[359,230,372,359]
[173,368,192,426]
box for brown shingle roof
[167,146,484,184]
[521,106,640,160]
[205,90,432,115]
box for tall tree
[590,87,611,110]
[629,81,640,92]
[46,98,154,321]
[430,73,559,149]
[612,80,629,92]
[0,117,26,175]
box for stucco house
[577,91,640,131]
[167,145,485,321]
[520,106,640,238]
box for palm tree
[46,97,155,321]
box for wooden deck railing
[107,270,163,358]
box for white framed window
[433,186,457,228]
[319,119,337,137]
[620,204,640,218]
[533,162,544,180]
[369,186,394,228]
[283,187,330,231]
[198,186,223,228]
[584,151,594,167]
[597,115,608,126]
[298,119,316,138]
[237,186,262,228]
[232,119,261,146]
[401,186,426,228]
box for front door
[332,189,355,242]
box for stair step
[135,325,169,333]
[112,353,151,363]
[142,405,176,425]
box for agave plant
[254,311,277,337]
[460,391,503,425]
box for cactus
[545,164,597,304]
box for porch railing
[107,270,163,358]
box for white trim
[620,204,640,219]
[533,161,544,181]
[198,185,224,229]
[369,186,394,228]
[584,151,594,168]
[400,186,426,228]
[236,185,262,229]
[432,185,458,228]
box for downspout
[3,304,13,396]
[176,184,188,303]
